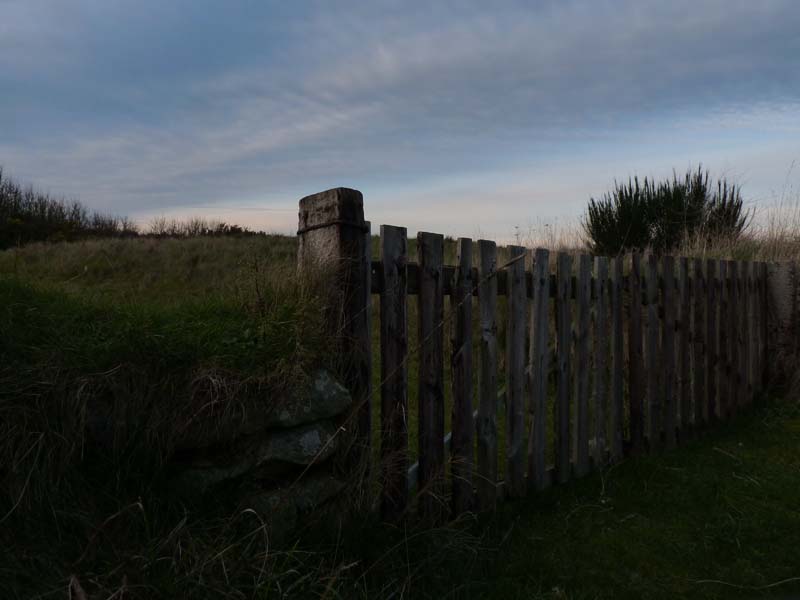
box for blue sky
[2,0,799,240]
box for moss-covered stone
[177,419,340,494]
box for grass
[468,397,800,600]
[3,230,800,598]
[0,236,340,598]
[0,235,297,304]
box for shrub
[0,168,137,248]
[583,167,750,255]
[0,168,265,249]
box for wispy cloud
[1,1,798,235]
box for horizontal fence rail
[371,261,717,303]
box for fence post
[298,188,372,467]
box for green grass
[3,236,800,599]
[0,237,338,598]
[0,235,298,304]
[466,398,800,600]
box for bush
[583,167,750,255]
[0,168,138,249]
[0,168,265,249]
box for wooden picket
[629,253,645,452]
[379,225,409,521]
[692,258,706,427]
[678,258,691,438]
[556,253,573,484]
[575,255,591,476]
[662,255,676,449]
[593,256,609,466]
[707,259,718,422]
[528,248,550,490]
[610,256,624,460]
[450,238,473,515]
[646,254,660,449]
[729,261,740,418]
[476,240,498,510]
[718,261,730,420]
[506,245,527,497]
[417,232,444,521]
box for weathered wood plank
[646,254,660,450]
[556,253,573,483]
[360,223,374,465]
[662,255,676,449]
[417,232,445,521]
[736,262,750,410]
[476,240,498,510]
[757,261,764,389]
[706,259,718,422]
[593,256,609,466]
[718,261,729,420]
[379,225,409,521]
[750,262,759,397]
[528,248,550,490]
[742,261,752,404]
[762,261,769,387]
[610,255,624,461]
[692,258,706,428]
[629,253,645,453]
[371,260,686,302]
[450,237,474,515]
[729,260,740,418]
[575,254,591,476]
[506,245,527,497]
[748,261,755,403]
[678,257,691,440]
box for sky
[2,0,799,241]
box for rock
[244,488,298,541]
[242,469,346,541]
[268,370,351,429]
[177,419,341,494]
[290,471,345,512]
[175,370,351,450]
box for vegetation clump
[583,167,750,255]
[0,168,264,250]
[0,168,137,248]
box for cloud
[1,0,798,235]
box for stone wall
[173,370,352,540]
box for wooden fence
[298,188,772,523]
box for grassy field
[472,397,800,599]
[3,233,800,598]
[0,234,517,466]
